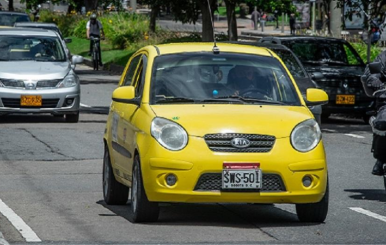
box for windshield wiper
[215,95,286,105]
[155,97,196,104]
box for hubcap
[132,165,138,213]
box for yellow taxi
[102,43,329,223]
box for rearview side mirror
[112,86,140,105]
[71,55,83,65]
[369,62,382,74]
[305,88,328,106]
[64,38,72,43]
[311,72,324,80]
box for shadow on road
[97,200,321,228]
[0,114,107,124]
[345,189,386,202]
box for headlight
[57,74,78,88]
[151,117,188,151]
[291,119,321,152]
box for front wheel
[129,154,159,223]
[296,181,329,223]
[65,112,79,123]
[383,164,386,191]
[92,48,99,71]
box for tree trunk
[8,0,14,11]
[198,0,216,42]
[224,0,237,41]
[150,4,160,33]
[84,0,99,12]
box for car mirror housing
[369,61,382,74]
[112,86,139,105]
[64,38,72,43]
[71,55,83,65]
[305,88,328,106]
[311,72,324,80]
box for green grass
[217,6,240,16]
[66,36,133,66]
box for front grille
[0,79,25,88]
[204,133,275,153]
[194,173,286,192]
[318,77,362,88]
[37,80,61,88]
[2,98,60,108]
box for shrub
[38,9,83,37]
[351,41,383,62]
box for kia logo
[231,138,251,148]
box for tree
[8,0,14,11]
[224,0,238,40]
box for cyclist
[86,13,104,66]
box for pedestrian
[251,7,260,29]
[290,13,296,35]
[86,13,105,66]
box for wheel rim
[103,151,109,197]
[132,165,138,213]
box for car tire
[102,145,129,205]
[129,154,159,223]
[65,112,79,123]
[383,164,386,191]
[321,112,331,121]
[363,114,371,124]
[296,181,329,223]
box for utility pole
[329,0,342,38]
[311,0,316,33]
[130,0,136,12]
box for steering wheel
[239,87,270,99]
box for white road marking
[0,231,10,245]
[350,207,386,223]
[344,134,365,139]
[322,129,337,133]
[80,103,91,108]
[0,198,41,242]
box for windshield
[0,36,66,61]
[150,53,300,105]
[284,40,364,66]
[0,14,30,26]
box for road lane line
[350,207,386,223]
[0,231,10,245]
[0,198,41,242]
[80,103,91,108]
[345,134,365,139]
[322,129,337,132]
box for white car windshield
[150,53,301,105]
[0,36,66,62]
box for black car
[259,36,372,122]
[0,11,30,27]
[225,41,323,124]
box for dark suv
[259,36,372,121]
[0,11,30,27]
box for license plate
[222,163,262,189]
[21,95,42,106]
[336,95,355,105]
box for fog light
[302,176,312,187]
[165,174,177,186]
[65,98,74,106]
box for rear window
[0,14,30,26]
[150,53,301,106]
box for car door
[110,53,145,181]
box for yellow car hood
[150,104,313,138]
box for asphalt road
[0,73,385,244]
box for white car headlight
[151,117,188,151]
[57,74,78,88]
[291,119,321,152]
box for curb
[82,58,125,74]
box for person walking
[251,7,260,29]
[86,13,105,66]
[290,13,296,35]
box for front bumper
[137,135,328,204]
[0,86,80,115]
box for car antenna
[206,0,220,54]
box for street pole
[281,12,284,33]
[312,0,316,33]
[130,0,136,13]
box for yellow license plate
[21,95,42,106]
[336,95,355,105]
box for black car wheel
[296,180,329,223]
[102,145,129,205]
[129,154,159,223]
[65,112,79,123]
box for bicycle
[90,36,101,71]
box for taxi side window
[133,55,148,97]
[122,55,141,86]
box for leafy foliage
[350,41,383,62]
